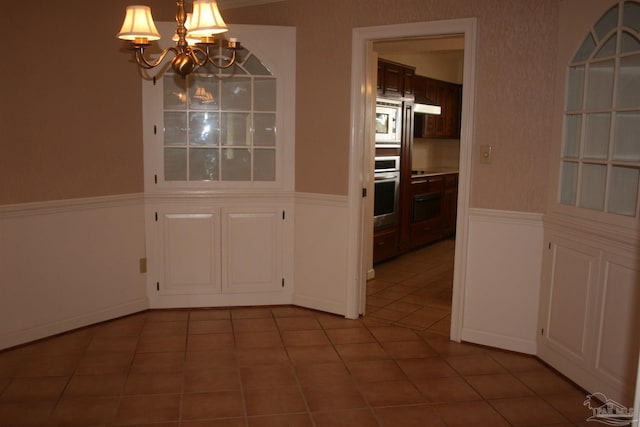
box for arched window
[162,46,277,182]
[560,0,640,217]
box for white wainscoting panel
[461,208,544,354]
[0,195,148,350]
[293,193,349,315]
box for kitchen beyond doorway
[366,238,454,332]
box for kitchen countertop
[411,168,459,178]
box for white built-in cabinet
[142,24,296,309]
[538,221,639,405]
[146,201,293,308]
[539,0,640,406]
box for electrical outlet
[480,145,493,164]
[139,258,147,273]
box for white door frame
[345,18,477,343]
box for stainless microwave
[375,99,402,146]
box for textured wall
[226,0,560,211]
[1,0,560,213]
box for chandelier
[117,0,239,77]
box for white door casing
[349,18,478,335]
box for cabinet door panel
[546,241,598,360]
[595,254,640,397]
[222,209,281,293]
[161,213,219,294]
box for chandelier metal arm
[134,46,179,70]
[191,45,238,69]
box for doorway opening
[367,35,464,330]
[346,19,478,343]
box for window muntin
[162,45,277,183]
[560,0,640,218]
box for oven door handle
[374,173,399,180]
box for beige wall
[1,0,560,213]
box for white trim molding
[0,194,148,350]
[460,208,544,355]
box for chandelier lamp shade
[117,0,239,77]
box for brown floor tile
[189,308,232,321]
[282,330,331,347]
[346,359,406,383]
[541,390,595,423]
[86,335,139,353]
[241,364,298,389]
[294,362,353,387]
[75,351,133,375]
[514,370,581,395]
[15,353,82,377]
[248,413,313,427]
[244,386,308,416]
[396,357,459,380]
[115,394,181,424]
[272,306,318,318]
[124,372,184,395]
[380,340,436,359]
[414,376,482,403]
[366,308,408,322]
[366,295,395,307]
[465,373,535,399]
[316,315,365,330]
[324,327,375,344]
[0,376,68,401]
[235,331,284,348]
[276,316,322,331]
[146,310,189,322]
[233,317,278,332]
[287,345,341,365]
[186,333,235,352]
[182,391,245,420]
[375,404,446,427]
[490,396,569,426]
[358,379,424,406]
[92,313,146,338]
[184,418,245,427]
[141,320,188,336]
[489,350,549,373]
[185,349,237,369]
[313,408,379,427]
[0,400,57,426]
[136,334,187,353]
[52,396,120,426]
[334,342,389,361]
[235,347,290,366]
[302,383,367,411]
[419,333,487,357]
[434,400,511,426]
[64,373,127,397]
[446,354,507,376]
[367,325,421,342]
[188,319,233,334]
[231,307,275,319]
[183,367,241,392]
[130,352,185,374]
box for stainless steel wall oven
[374,156,400,230]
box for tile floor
[0,239,595,426]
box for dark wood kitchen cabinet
[442,173,458,237]
[373,227,399,264]
[413,75,462,139]
[377,59,415,98]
